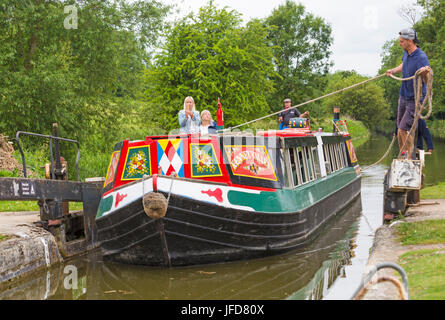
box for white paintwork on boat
[100,177,262,217]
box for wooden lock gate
[0,125,103,257]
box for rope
[221,67,433,172]
[395,68,434,158]
[361,135,397,171]
[224,69,433,137]
[224,73,387,132]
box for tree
[322,71,390,129]
[264,0,333,111]
[415,0,445,117]
[145,2,277,131]
[398,3,422,26]
[0,0,170,142]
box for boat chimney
[333,107,340,133]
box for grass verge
[399,249,445,300]
[0,201,83,212]
[421,182,445,200]
[396,219,445,245]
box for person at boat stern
[200,110,217,135]
[386,27,431,159]
[179,96,201,134]
[278,98,309,130]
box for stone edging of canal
[0,212,62,284]
[360,199,445,300]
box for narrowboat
[95,120,361,267]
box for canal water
[0,136,443,300]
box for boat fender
[143,192,168,220]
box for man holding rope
[386,28,431,159]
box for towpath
[360,199,445,300]
[0,211,61,284]
[0,211,40,236]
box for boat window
[311,146,321,179]
[338,143,346,168]
[320,142,349,177]
[323,144,332,175]
[338,143,345,169]
[304,146,315,181]
[331,144,339,171]
[334,143,342,170]
[286,147,305,187]
[341,142,349,166]
[293,148,303,185]
[281,149,292,188]
[288,148,297,186]
[297,146,308,183]
[328,144,336,172]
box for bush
[0,169,18,177]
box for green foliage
[421,182,445,199]
[0,0,170,179]
[145,2,277,131]
[0,201,83,212]
[13,144,48,179]
[264,0,333,111]
[0,0,169,139]
[396,219,445,245]
[311,116,370,148]
[0,169,19,177]
[322,71,390,128]
[377,1,445,121]
[415,0,445,116]
[373,118,396,135]
[0,234,12,242]
[245,117,278,135]
[74,99,166,180]
[399,249,445,300]
[428,119,445,140]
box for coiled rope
[395,68,433,159]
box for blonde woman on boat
[199,110,217,136]
[178,96,200,134]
